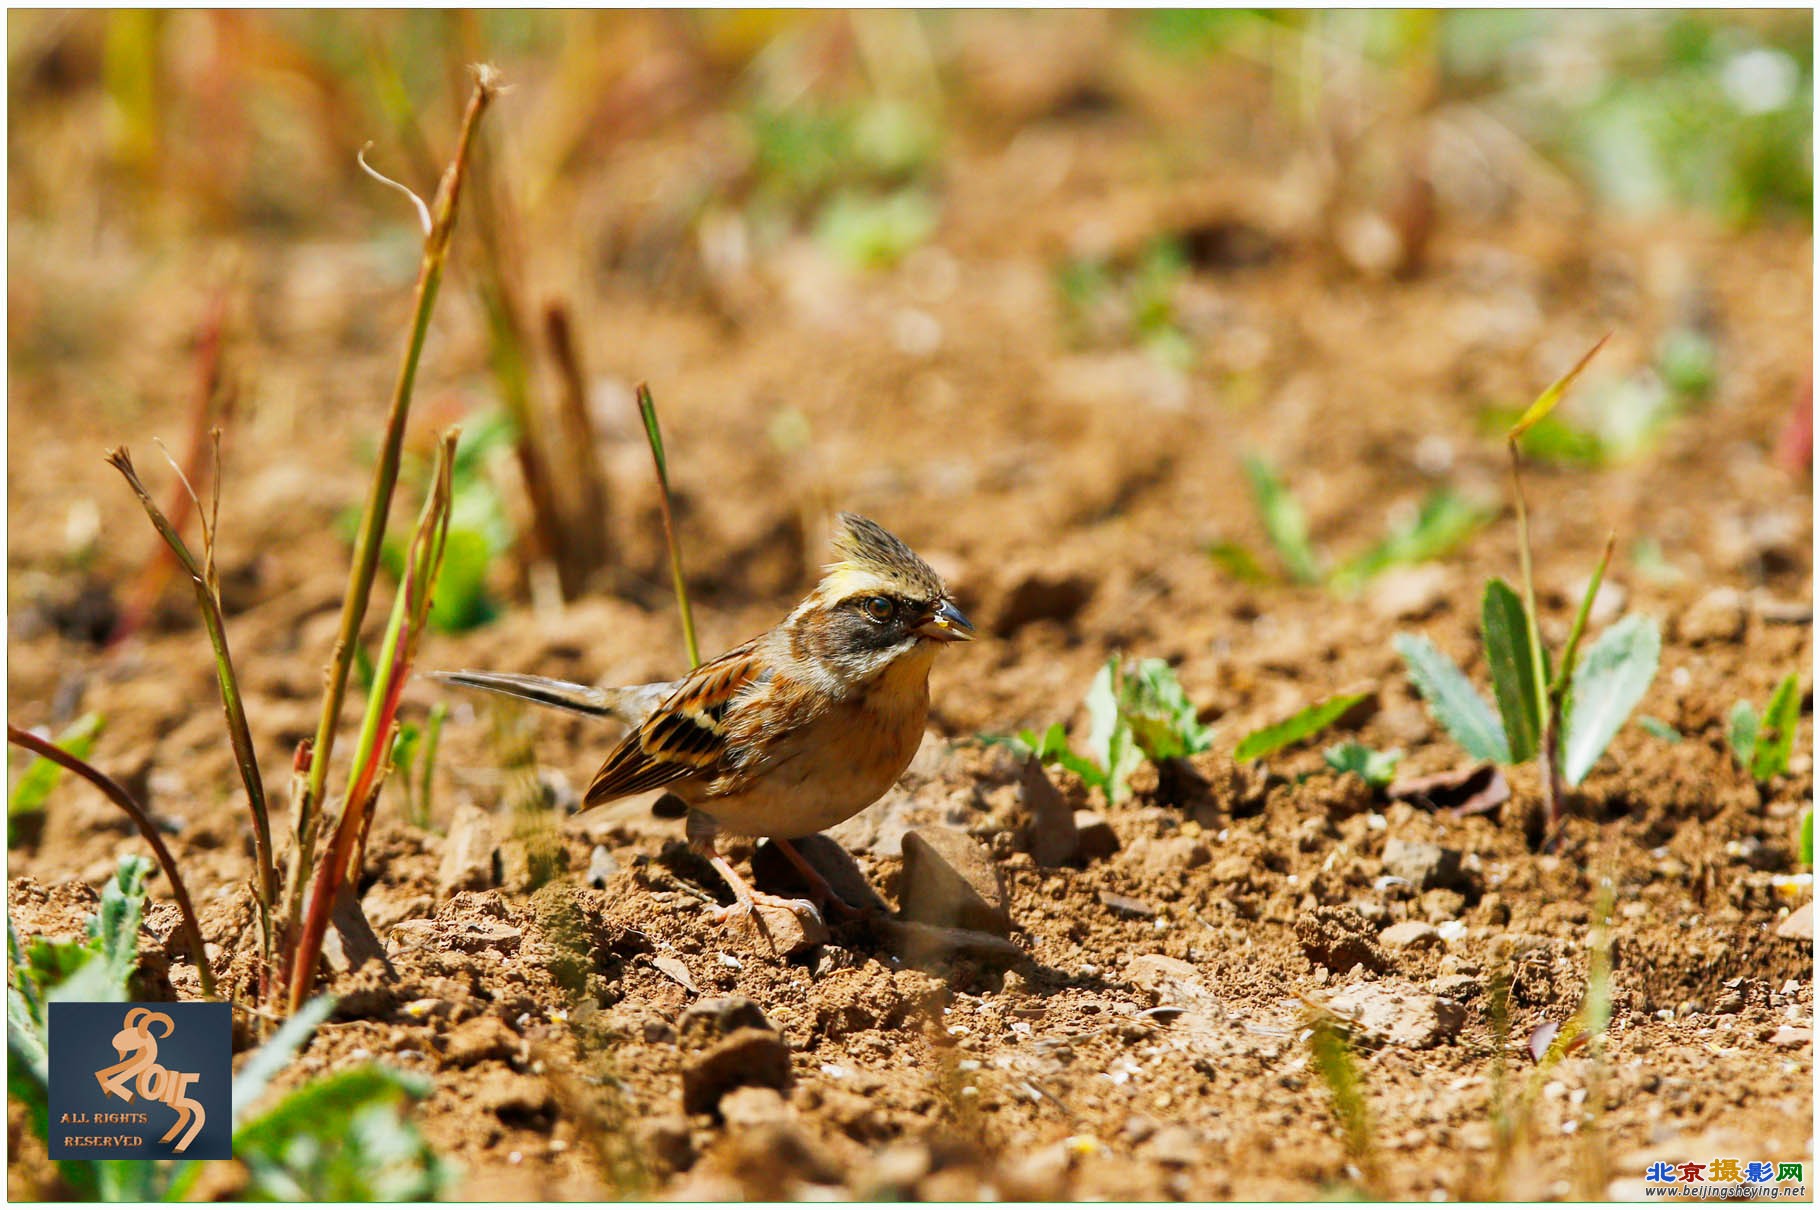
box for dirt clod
[438,805,498,900]
[1380,920,1442,950]
[681,1027,794,1117]
[444,1015,519,1068]
[1325,982,1467,1049]
[1381,837,1465,891]
[1020,757,1078,867]
[1296,905,1389,973]
[899,827,1012,935]
[476,1071,554,1122]
[1678,586,1750,644]
[1072,811,1121,862]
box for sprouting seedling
[1234,691,1372,762]
[1210,455,1488,592]
[1323,740,1402,789]
[1397,336,1660,844]
[982,655,1213,802]
[1728,672,1802,783]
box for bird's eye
[861,595,896,623]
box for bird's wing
[583,639,763,806]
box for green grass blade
[1243,455,1321,585]
[1235,692,1370,762]
[1395,633,1511,764]
[1482,579,1542,764]
[1751,673,1802,781]
[1561,615,1660,786]
[1555,536,1616,696]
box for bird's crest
[823,512,945,601]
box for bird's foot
[699,835,828,954]
[770,837,865,921]
[710,890,823,928]
[711,891,823,955]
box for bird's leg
[687,811,821,949]
[771,837,863,921]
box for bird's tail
[427,669,670,726]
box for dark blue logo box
[47,1001,232,1161]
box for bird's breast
[699,646,936,839]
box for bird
[433,513,975,947]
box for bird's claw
[710,893,821,925]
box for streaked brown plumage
[434,513,973,947]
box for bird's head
[787,512,974,682]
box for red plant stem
[7,724,215,999]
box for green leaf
[1800,807,1813,869]
[1637,716,1682,743]
[1207,539,1276,586]
[983,724,1111,796]
[1752,673,1802,782]
[1323,741,1403,788]
[1481,580,1542,764]
[89,854,152,996]
[1395,633,1511,764]
[233,995,338,1129]
[1561,615,1660,786]
[1729,701,1761,770]
[8,713,104,816]
[1028,723,1112,793]
[429,527,498,633]
[1244,456,1321,585]
[1085,658,1143,802]
[233,1065,451,1202]
[1118,658,1215,760]
[1236,692,1370,762]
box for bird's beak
[915,600,976,643]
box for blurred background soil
[7,10,1813,1200]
